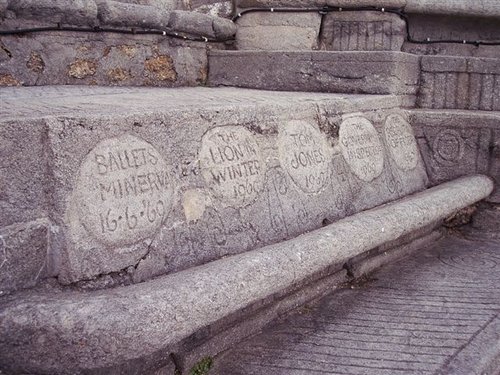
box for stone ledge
[0,175,493,374]
[421,56,500,75]
[405,0,500,19]
[1,0,236,40]
[208,50,420,95]
[234,0,500,19]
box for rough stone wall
[0,0,236,87]
[0,33,209,87]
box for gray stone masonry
[0,219,51,296]
[188,0,233,18]
[235,0,500,19]
[0,31,209,87]
[0,1,236,87]
[410,109,500,203]
[208,51,420,95]
[320,11,406,52]
[402,14,500,58]
[0,86,423,290]
[2,0,236,39]
[419,56,500,111]
[235,11,406,52]
[233,1,500,56]
[0,175,493,374]
[236,13,322,50]
[213,234,500,375]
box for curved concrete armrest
[0,175,494,374]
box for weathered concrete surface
[235,11,405,52]
[410,109,500,203]
[236,13,321,50]
[0,220,51,294]
[208,51,420,95]
[213,234,500,375]
[418,56,500,111]
[0,86,423,287]
[319,11,406,52]
[235,0,500,18]
[0,117,49,226]
[235,0,407,9]
[168,10,236,38]
[0,176,493,374]
[6,0,99,26]
[118,0,182,12]
[403,14,500,58]
[179,227,442,373]
[472,204,500,233]
[2,0,235,39]
[97,0,170,29]
[405,0,500,19]
[188,0,233,18]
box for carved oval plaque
[339,116,384,182]
[278,120,332,194]
[75,134,173,246]
[384,114,419,171]
[199,126,264,207]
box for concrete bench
[0,86,494,373]
[0,176,493,373]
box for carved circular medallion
[383,114,419,171]
[199,126,264,207]
[339,116,384,182]
[278,121,332,194]
[433,129,464,165]
[75,134,173,246]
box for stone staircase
[0,1,499,374]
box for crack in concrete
[0,235,7,271]
[435,312,500,375]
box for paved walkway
[212,234,500,375]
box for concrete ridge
[0,174,493,374]
[208,50,420,95]
[0,86,403,120]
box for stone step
[0,175,493,374]
[208,51,420,95]
[0,86,420,293]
